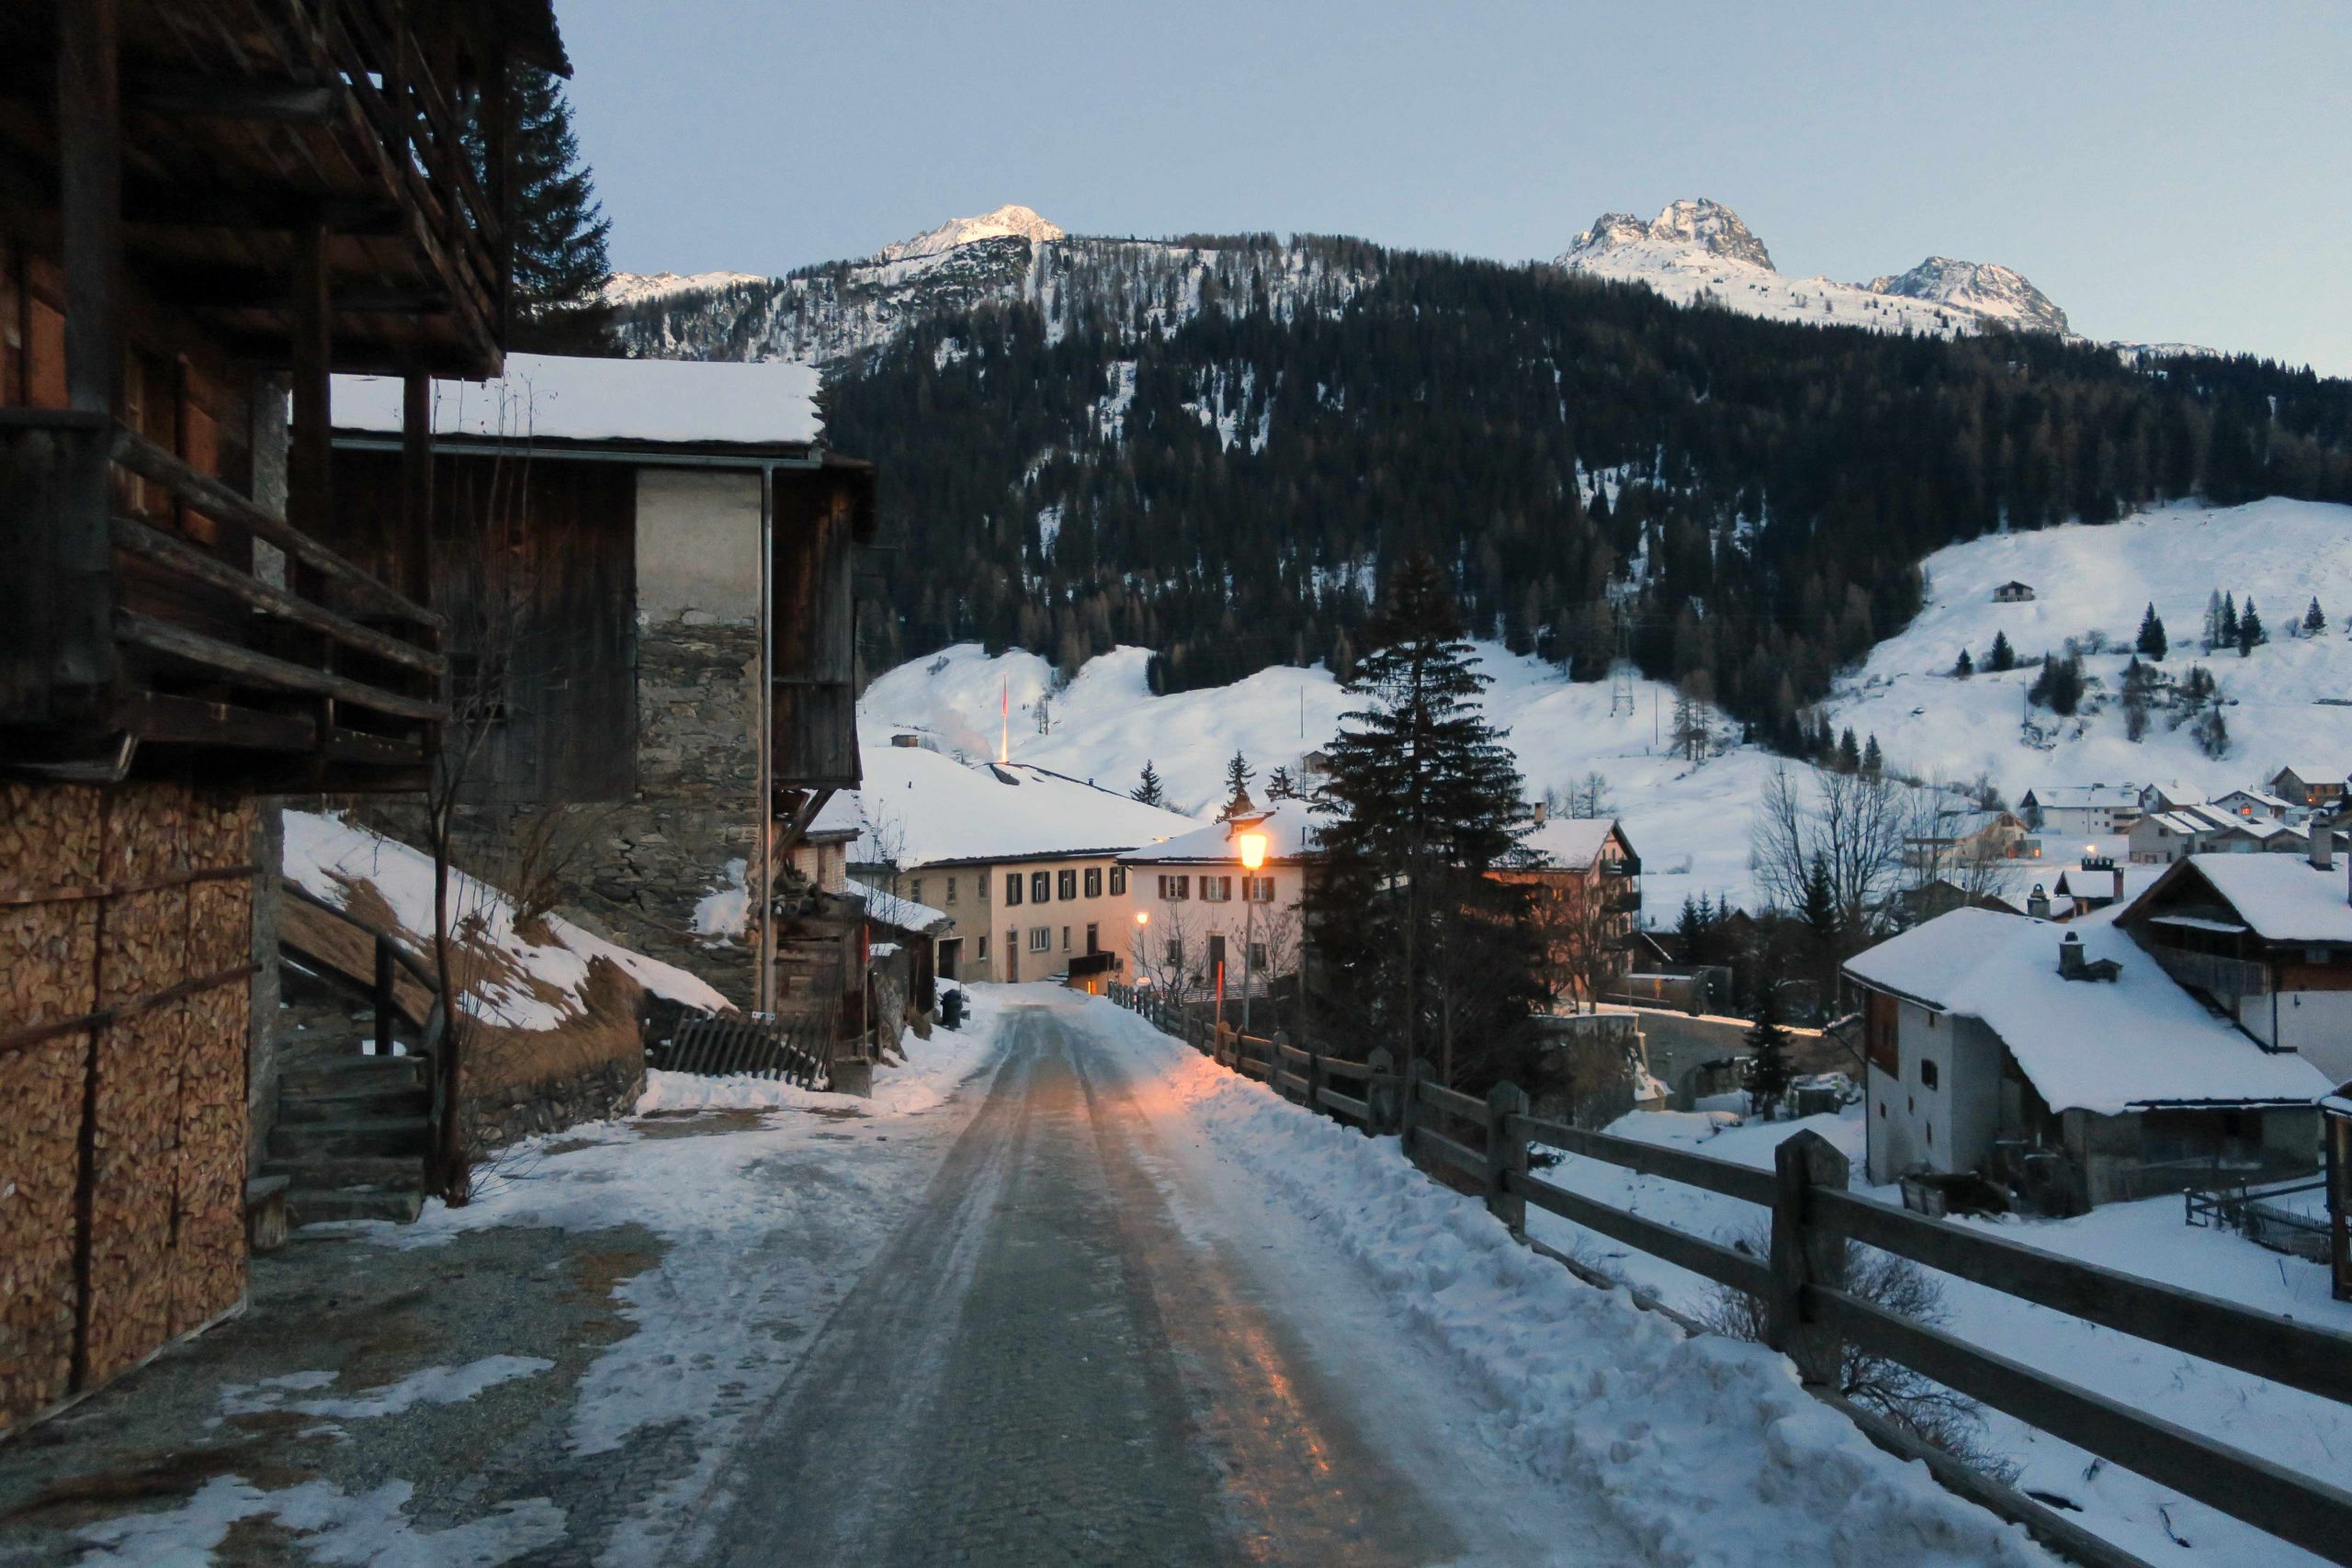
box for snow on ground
[1524,1106,2352,1567]
[1075,992,2053,1567]
[70,1478,567,1568]
[861,640,1785,913]
[1824,497,2352,805]
[285,809,731,1028]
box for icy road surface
[684,1001,1638,1566]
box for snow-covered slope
[602,269,773,309]
[1558,198,2069,341]
[860,642,1788,915]
[1819,497,2352,804]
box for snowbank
[1077,995,2050,1567]
[284,810,731,1030]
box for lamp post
[1133,908,1149,995]
[1238,828,1269,1034]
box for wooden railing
[1102,980,2352,1568]
[2,412,445,779]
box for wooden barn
[327,353,875,1019]
[0,0,556,1433]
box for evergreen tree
[2136,603,2167,660]
[1265,765,1300,801]
[485,67,614,341]
[2028,651,2085,716]
[1837,728,1862,773]
[2220,592,2240,647]
[1306,553,1540,1089]
[1131,759,1166,807]
[1860,734,1884,778]
[2204,590,2225,652]
[2305,598,2327,636]
[1219,749,1256,817]
[1988,631,2016,671]
[2237,597,2265,655]
[1741,980,1796,1120]
[1952,648,1973,678]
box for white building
[2129,804,2307,865]
[2018,784,2143,838]
[844,741,1197,984]
[1120,801,1322,1006]
[1845,907,2329,1207]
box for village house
[2129,803,2307,865]
[1992,580,2038,603]
[2018,784,2143,837]
[2037,852,2162,920]
[1122,800,1322,1009]
[846,739,1196,984]
[2213,787,2295,821]
[1902,802,2039,872]
[0,0,556,1433]
[1846,908,2331,1212]
[847,879,954,1044]
[329,354,873,1019]
[2117,836,2352,1087]
[2271,765,2350,811]
[2139,782,2208,814]
[1500,816,1644,1006]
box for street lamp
[1238,829,1268,1033]
[1133,908,1149,990]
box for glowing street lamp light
[1133,907,1149,989]
[1237,829,1270,1033]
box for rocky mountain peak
[1561,198,1774,271]
[877,204,1066,264]
[1865,255,2069,335]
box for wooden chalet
[0,0,557,1435]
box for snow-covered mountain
[876,203,1065,263]
[1557,198,2070,341]
[601,269,774,310]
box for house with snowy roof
[1497,817,1644,1006]
[2128,804,2307,865]
[331,354,875,1017]
[846,739,1198,984]
[1122,800,1324,1011]
[2116,834,2352,1087]
[2213,787,2294,821]
[1992,581,2037,603]
[2018,784,2143,837]
[1845,906,2331,1211]
[2270,766,2350,810]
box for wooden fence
[1105,982,2352,1568]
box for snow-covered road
[681,998,1641,1566]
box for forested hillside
[816,238,2352,749]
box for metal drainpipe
[757,462,775,1015]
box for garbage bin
[939,988,966,1030]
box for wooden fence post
[1486,1081,1530,1233]
[1366,1047,1397,1135]
[1403,1058,1431,1163]
[1770,1129,1850,1386]
[1302,1042,1323,1117]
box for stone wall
[1618,1006,1853,1109]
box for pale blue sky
[561,0,2351,373]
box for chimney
[2059,931,2086,979]
[2312,825,2335,872]
[1533,800,1549,827]
[2027,883,2051,919]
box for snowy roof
[2136,854,2352,944]
[2050,860,2164,905]
[1123,800,1327,864]
[1843,907,2330,1113]
[847,880,952,935]
[1523,816,1632,870]
[2023,784,2141,810]
[283,810,732,1030]
[333,353,823,451]
[2275,765,2348,783]
[2215,788,2293,811]
[845,744,1198,869]
[806,790,865,840]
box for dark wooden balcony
[2,409,445,786]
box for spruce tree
[2304,598,2327,636]
[1837,728,1862,773]
[1220,749,1256,816]
[2238,598,2265,654]
[2136,604,2166,660]
[487,66,615,342]
[1860,734,1883,778]
[1742,980,1795,1120]
[1988,631,2015,671]
[2220,593,2240,647]
[1265,765,1299,801]
[1952,648,1973,678]
[1307,552,1539,1089]
[1131,759,1166,807]
[2204,590,2225,652]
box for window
[1058,869,1078,900]
[1005,873,1023,906]
[1207,933,1227,974]
[1109,866,1126,896]
[1159,874,1190,901]
[1165,939,1183,965]
[1085,922,1099,953]
[978,874,988,902]
[978,934,989,961]
[1084,867,1102,898]
[1247,876,1275,903]
[1919,1058,1939,1089]
[1031,871,1051,903]
[1249,942,1267,970]
[1060,926,1070,952]
[1202,875,1232,903]
[910,879,923,905]
[946,876,957,904]
[1028,926,1051,953]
